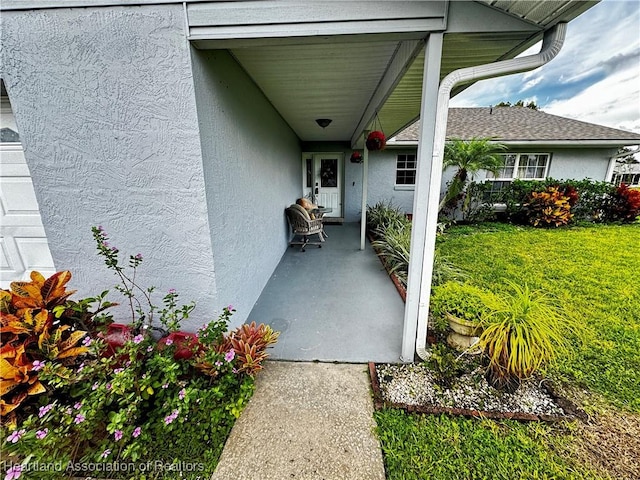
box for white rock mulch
[375,363,566,417]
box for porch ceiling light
[315,118,332,128]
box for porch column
[400,33,443,362]
[360,132,370,251]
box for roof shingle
[394,107,640,144]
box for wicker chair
[285,204,324,252]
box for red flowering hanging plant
[366,130,386,151]
[350,151,363,163]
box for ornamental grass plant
[476,282,578,392]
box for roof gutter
[414,22,567,361]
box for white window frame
[486,153,551,181]
[395,153,417,189]
[612,172,640,187]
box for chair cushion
[289,203,311,220]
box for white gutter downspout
[413,23,568,361]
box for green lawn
[436,223,640,411]
[375,223,640,480]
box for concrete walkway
[211,361,386,480]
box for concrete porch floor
[247,223,405,363]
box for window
[395,154,416,186]
[612,172,640,187]
[483,153,550,201]
[487,153,550,181]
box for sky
[450,0,640,133]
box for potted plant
[430,282,491,352]
[366,130,386,151]
[476,282,578,392]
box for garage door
[1,128,55,289]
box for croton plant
[0,271,88,426]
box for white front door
[302,153,343,218]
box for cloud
[544,69,640,132]
[452,0,640,133]
[520,75,544,91]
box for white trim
[401,32,443,362]
[394,152,418,187]
[387,139,640,148]
[350,40,425,148]
[408,23,567,362]
[488,152,551,181]
[361,134,370,251]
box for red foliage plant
[611,183,640,221]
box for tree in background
[494,100,539,110]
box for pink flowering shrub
[1,228,278,479]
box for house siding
[546,147,616,181]
[0,6,218,331]
[358,146,615,216]
[191,49,301,327]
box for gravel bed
[375,363,566,416]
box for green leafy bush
[492,178,615,223]
[1,228,278,479]
[366,200,407,234]
[430,282,491,324]
[368,205,465,288]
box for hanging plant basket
[366,130,386,151]
[350,151,363,163]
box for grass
[375,222,640,480]
[436,223,640,411]
[375,410,606,480]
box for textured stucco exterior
[191,49,301,327]
[0,6,218,331]
[362,145,615,215]
[546,147,616,181]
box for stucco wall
[191,49,301,327]
[358,146,614,217]
[0,6,217,331]
[547,147,615,181]
[344,147,455,220]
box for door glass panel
[305,158,313,188]
[320,158,338,187]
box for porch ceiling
[190,0,598,145]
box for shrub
[430,282,492,324]
[1,228,279,479]
[524,186,573,227]
[371,220,465,288]
[0,271,91,427]
[371,220,411,287]
[494,178,615,223]
[604,183,640,222]
[366,201,407,235]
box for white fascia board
[190,20,443,45]
[188,1,447,28]
[385,141,419,148]
[447,0,541,33]
[497,140,640,148]
[387,140,640,148]
[1,0,188,10]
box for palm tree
[439,137,507,213]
